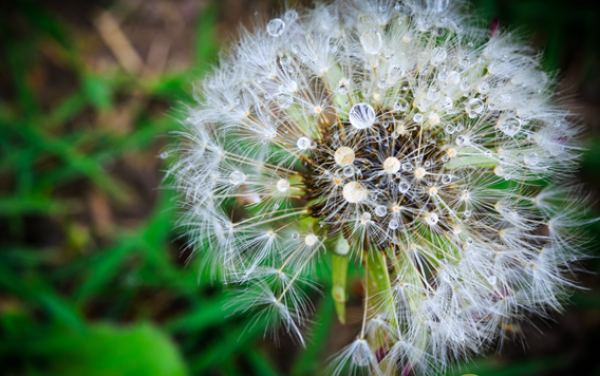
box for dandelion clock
[169,0,592,374]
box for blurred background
[1,0,600,375]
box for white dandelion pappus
[170,0,591,374]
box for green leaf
[194,5,219,66]
[247,349,282,376]
[0,197,69,216]
[24,323,188,376]
[45,92,87,128]
[0,262,84,329]
[189,318,269,373]
[291,296,335,376]
[73,240,132,303]
[164,295,229,333]
[446,356,570,376]
[82,74,112,111]
[6,121,129,201]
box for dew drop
[375,205,387,217]
[277,179,290,192]
[460,77,470,91]
[442,174,452,184]
[284,80,298,93]
[397,3,414,15]
[361,212,372,224]
[337,78,350,95]
[487,276,497,285]
[277,94,293,108]
[280,55,291,67]
[398,182,410,193]
[431,0,449,12]
[524,152,540,166]
[267,18,286,37]
[284,9,298,21]
[388,220,399,230]
[343,181,367,203]
[297,137,311,150]
[360,30,382,54]
[378,79,387,89]
[428,112,440,125]
[414,167,426,179]
[305,234,318,246]
[352,341,373,366]
[427,88,440,101]
[393,99,409,112]
[498,116,521,137]
[425,212,439,225]
[477,81,490,94]
[465,98,484,116]
[387,65,404,83]
[431,47,447,66]
[440,97,453,109]
[229,171,246,185]
[384,157,401,174]
[343,166,354,177]
[445,124,455,134]
[291,232,300,239]
[458,57,470,71]
[335,147,355,167]
[413,113,424,123]
[464,210,472,218]
[456,135,466,146]
[349,103,376,129]
[159,152,169,159]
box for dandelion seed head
[170,0,591,374]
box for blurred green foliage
[1,1,599,376]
